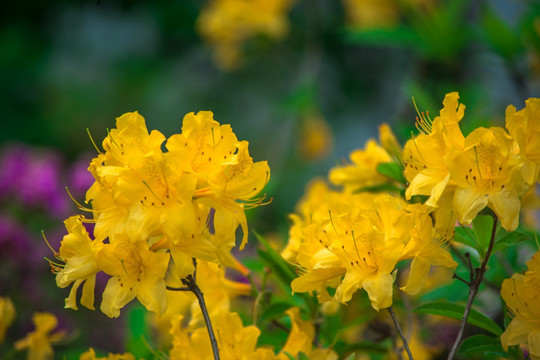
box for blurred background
[1,0,539,357]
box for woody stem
[166,260,220,360]
[388,306,414,360]
[447,217,498,360]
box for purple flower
[0,143,70,217]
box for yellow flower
[96,234,170,318]
[399,204,457,295]
[298,110,333,162]
[55,215,103,310]
[343,0,400,30]
[329,139,392,192]
[167,111,270,251]
[505,97,540,185]
[0,296,15,344]
[87,111,197,243]
[169,310,269,360]
[197,0,293,69]
[79,348,136,360]
[448,127,523,230]
[403,92,465,208]
[278,307,338,360]
[500,252,540,359]
[14,312,65,360]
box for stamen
[41,231,60,258]
[328,210,338,234]
[106,129,122,150]
[351,230,362,260]
[410,132,426,164]
[473,146,483,181]
[120,259,128,276]
[66,187,97,212]
[142,180,163,204]
[86,128,102,154]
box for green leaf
[258,302,292,323]
[283,352,296,360]
[413,302,503,336]
[298,352,310,360]
[454,226,479,250]
[492,230,530,253]
[376,162,406,184]
[126,304,152,357]
[473,215,494,256]
[481,6,523,60]
[459,334,505,355]
[254,232,296,287]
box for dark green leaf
[473,215,494,255]
[413,302,503,336]
[376,162,406,184]
[459,334,505,355]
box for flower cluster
[404,93,539,231]
[51,111,270,318]
[197,0,294,69]
[286,92,540,311]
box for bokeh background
[1,0,539,357]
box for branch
[388,306,414,360]
[447,217,498,360]
[167,259,220,360]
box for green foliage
[459,334,505,356]
[413,302,503,336]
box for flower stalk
[447,217,498,360]
[388,306,414,360]
[167,259,221,360]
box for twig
[447,217,498,360]
[452,273,471,286]
[387,306,414,360]
[167,259,220,360]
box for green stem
[447,217,498,360]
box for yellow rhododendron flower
[448,127,523,231]
[501,252,540,359]
[169,310,274,360]
[278,307,338,360]
[403,92,465,208]
[288,180,456,310]
[79,348,135,360]
[14,312,65,360]
[97,234,170,318]
[197,0,293,69]
[54,215,103,310]
[0,296,15,344]
[505,97,540,185]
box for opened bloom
[501,251,540,359]
[14,312,65,360]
